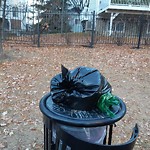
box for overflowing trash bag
[50,65,112,110]
[50,65,115,147]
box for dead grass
[0,44,150,149]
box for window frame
[12,7,18,18]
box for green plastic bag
[97,93,120,118]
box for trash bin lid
[39,93,126,127]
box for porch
[99,0,150,14]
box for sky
[8,0,29,5]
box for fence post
[2,0,7,40]
[37,10,40,47]
[32,0,36,44]
[90,11,95,48]
[61,0,65,34]
[137,15,144,49]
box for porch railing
[110,0,150,6]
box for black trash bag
[50,65,112,110]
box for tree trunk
[0,34,3,58]
[0,0,3,56]
[0,0,3,57]
[0,25,3,56]
[0,0,7,57]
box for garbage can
[39,66,126,150]
[60,125,106,144]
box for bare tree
[0,0,7,57]
[0,0,3,56]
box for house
[68,13,83,33]
[96,0,150,36]
[67,0,90,33]
[0,0,27,35]
[79,1,149,38]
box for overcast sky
[9,0,29,4]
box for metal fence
[1,7,150,48]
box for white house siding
[0,0,27,32]
[85,0,101,13]
[99,0,110,12]
[69,14,83,33]
[95,0,150,37]
[80,0,99,31]
[96,13,150,39]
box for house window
[107,21,125,33]
[75,19,80,24]
[115,22,124,32]
[12,7,18,17]
[85,21,92,30]
[11,19,21,29]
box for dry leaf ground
[0,44,150,150]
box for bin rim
[39,93,126,127]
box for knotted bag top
[50,65,112,111]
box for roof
[98,4,150,15]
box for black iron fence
[1,7,150,48]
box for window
[75,19,80,24]
[11,19,21,29]
[12,7,18,17]
[85,21,92,30]
[107,21,125,32]
[115,22,124,32]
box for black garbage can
[39,66,126,150]
[39,93,126,150]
